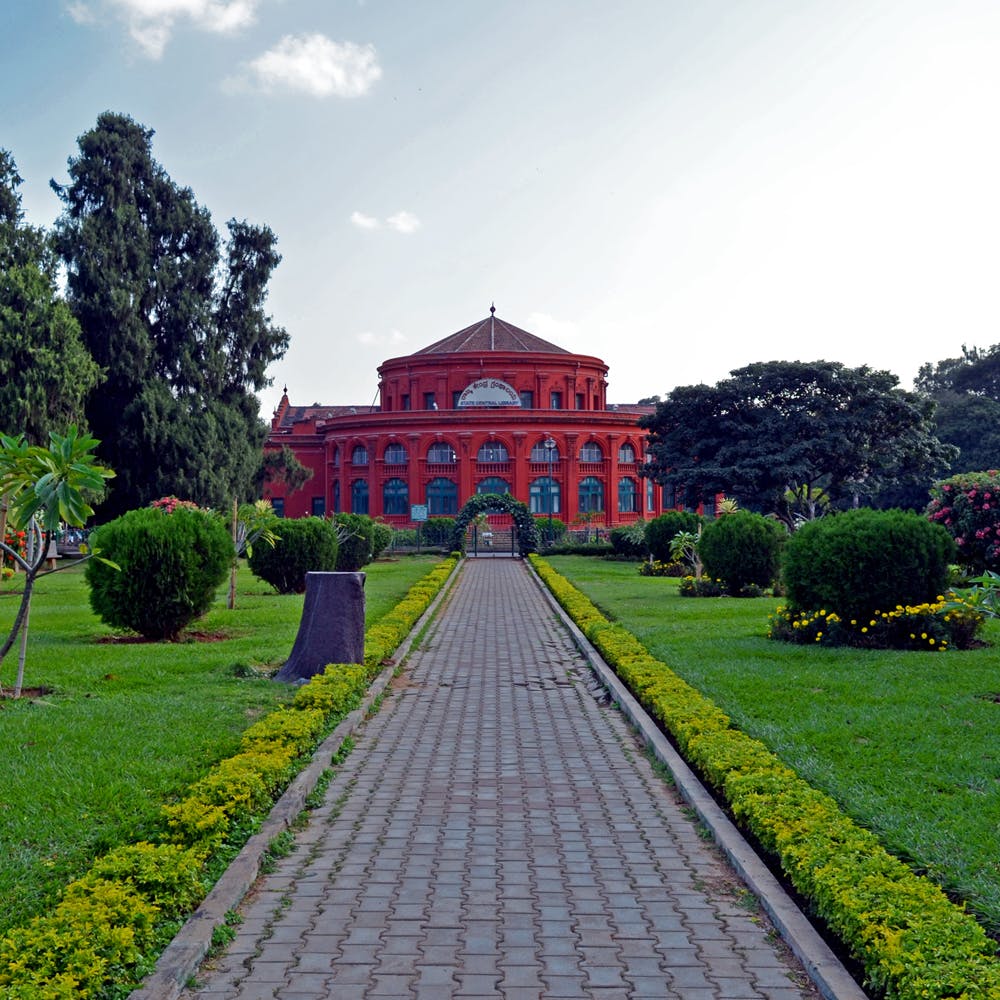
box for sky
[5,1,1000,416]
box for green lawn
[548,556,1000,935]
[0,556,440,935]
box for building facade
[264,309,673,527]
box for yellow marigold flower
[929,638,935,645]
[861,627,868,633]
[869,620,876,627]
[921,632,928,639]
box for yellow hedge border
[529,554,1000,1000]
[0,555,458,999]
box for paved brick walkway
[183,558,819,999]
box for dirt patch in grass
[0,686,54,700]
[96,630,233,645]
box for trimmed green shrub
[699,511,785,594]
[422,517,456,546]
[609,522,648,559]
[782,508,956,621]
[334,513,375,571]
[534,516,567,544]
[370,520,393,560]
[645,510,702,562]
[86,505,232,640]
[247,516,339,594]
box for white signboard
[457,378,521,408]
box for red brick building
[264,309,672,528]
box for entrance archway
[452,493,540,555]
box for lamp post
[544,436,557,546]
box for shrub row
[0,555,459,999]
[528,554,1000,1000]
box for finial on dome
[282,384,288,396]
[490,302,495,315]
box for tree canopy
[640,360,955,526]
[916,345,1000,474]
[51,112,288,518]
[0,150,101,443]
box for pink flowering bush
[927,471,1000,573]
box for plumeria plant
[0,427,115,696]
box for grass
[548,556,1000,936]
[0,555,440,936]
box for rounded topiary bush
[371,519,393,560]
[782,508,956,621]
[645,510,702,562]
[248,516,339,594]
[86,505,232,640]
[334,513,375,571]
[699,511,786,595]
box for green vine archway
[452,493,540,554]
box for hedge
[528,554,1000,1000]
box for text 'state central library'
[264,309,679,527]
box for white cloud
[350,211,380,230]
[241,33,381,97]
[386,210,420,234]
[66,2,96,24]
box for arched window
[477,440,509,462]
[427,477,458,516]
[427,441,456,464]
[351,479,369,514]
[351,445,369,466]
[578,476,604,513]
[579,441,603,463]
[331,446,340,467]
[333,480,341,514]
[646,477,654,514]
[530,439,560,462]
[384,442,407,465]
[476,477,511,496]
[618,477,638,513]
[618,443,636,463]
[383,477,409,515]
[529,477,561,515]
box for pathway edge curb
[525,559,869,1000]
[129,557,464,1000]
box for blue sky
[6,1,1000,415]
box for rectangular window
[311,496,326,517]
[424,392,437,410]
[452,390,462,409]
[575,392,585,410]
[550,391,563,410]
[519,390,534,408]
[401,394,411,411]
[271,498,285,518]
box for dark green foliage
[645,510,702,562]
[699,511,785,594]
[257,444,313,495]
[640,361,955,525]
[86,506,232,640]
[52,113,288,517]
[781,508,955,620]
[370,520,393,560]
[247,516,339,594]
[609,523,648,558]
[422,517,455,546]
[0,150,101,443]
[335,513,375,571]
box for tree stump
[276,571,365,684]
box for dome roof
[413,307,569,356]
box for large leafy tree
[640,360,955,527]
[51,112,288,518]
[0,150,101,443]
[916,346,1000,474]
